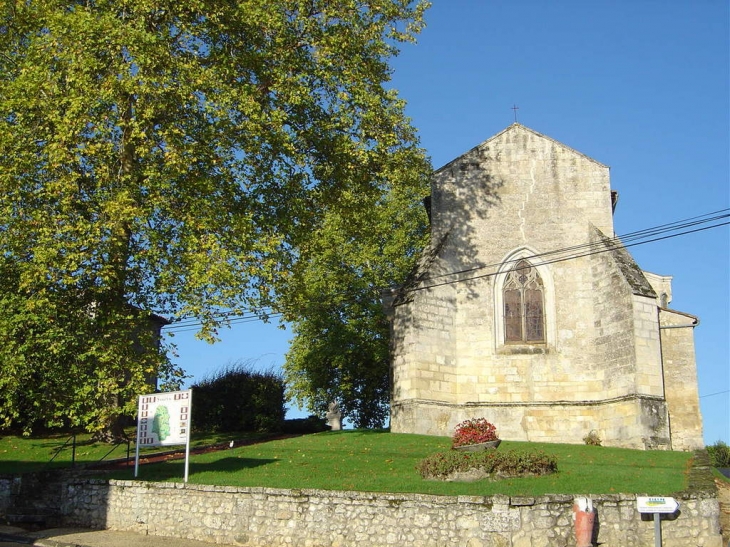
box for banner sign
[135,389,193,482]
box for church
[387,124,704,450]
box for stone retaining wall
[0,477,13,514]
[52,479,720,547]
[1,455,724,547]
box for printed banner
[136,390,192,447]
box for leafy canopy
[0,0,431,433]
[282,180,429,428]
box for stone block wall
[50,479,722,547]
[659,309,704,451]
[389,395,670,449]
[391,123,703,451]
[1,453,723,547]
[390,280,458,407]
[631,294,665,397]
[0,476,13,514]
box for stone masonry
[0,452,723,546]
[388,124,704,450]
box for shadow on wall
[392,145,505,303]
[387,144,505,403]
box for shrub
[452,418,499,448]
[583,430,602,446]
[416,449,558,480]
[707,440,730,468]
[191,360,285,433]
[282,415,329,434]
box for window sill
[497,344,549,355]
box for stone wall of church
[429,126,614,273]
[390,125,702,450]
[660,309,704,450]
[590,230,639,399]
[390,276,458,409]
[391,396,670,449]
[632,294,666,398]
[392,126,640,445]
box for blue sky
[170,1,729,445]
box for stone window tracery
[503,259,545,343]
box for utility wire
[700,390,730,399]
[410,217,729,293]
[414,208,729,285]
[160,209,729,333]
[166,313,283,334]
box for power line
[165,312,283,334]
[411,208,729,287]
[159,208,729,333]
[406,211,729,293]
[700,390,730,399]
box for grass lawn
[103,430,692,497]
[0,429,255,475]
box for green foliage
[416,449,558,480]
[0,0,430,433]
[707,440,730,468]
[282,175,430,428]
[583,430,602,446]
[191,360,285,433]
[0,257,181,435]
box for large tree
[282,184,429,428]
[0,0,431,435]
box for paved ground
[0,525,240,547]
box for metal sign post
[636,496,679,547]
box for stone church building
[387,124,704,450]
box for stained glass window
[503,260,545,343]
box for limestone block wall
[1,452,722,547]
[430,125,614,256]
[644,271,674,308]
[660,309,704,451]
[390,280,458,407]
[38,478,720,547]
[390,395,668,449]
[390,123,701,451]
[632,294,665,397]
[590,231,639,398]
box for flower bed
[452,418,499,448]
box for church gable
[426,124,615,281]
[389,124,704,451]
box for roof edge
[434,123,609,174]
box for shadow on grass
[107,456,278,482]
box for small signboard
[636,496,679,514]
[637,496,679,547]
[134,389,193,482]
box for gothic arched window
[503,259,545,343]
